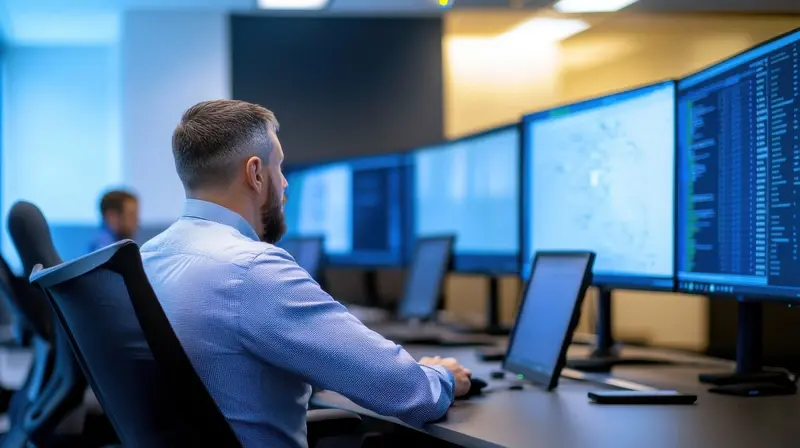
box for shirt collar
[182,199,260,242]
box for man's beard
[260,182,287,244]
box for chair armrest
[307,409,363,444]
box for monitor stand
[484,276,512,335]
[449,276,512,336]
[363,269,381,309]
[698,298,796,397]
[566,287,674,373]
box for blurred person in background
[88,189,139,253]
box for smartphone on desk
[588,390,697,405]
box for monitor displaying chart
[523,81,676,290]
[411,125,520,274]
[283,154,406,266]
[676,29,800,299]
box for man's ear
[245,156,265,192]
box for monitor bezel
[406,123,522,276]
[397,234,456,321]
[283,152,409,268]
[520,80,678,292]
[503,250,596,391]
[674,27,800,301]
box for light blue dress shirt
[87,226,117,253]
[141,199,454,448]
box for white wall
[0,10,230,270]
[1,44,121,270]
[121,11,231,225]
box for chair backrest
[5,202,59,341]
[30,241,242,447]
[8,201,62,275]
[5,201,86,446]
[0,253,51,341]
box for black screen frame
[503,250,595,391]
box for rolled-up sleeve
[236,249,454,426]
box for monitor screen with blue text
[283,154,406,266]
[676,29,800,299]
[522,81,676,290]
[410,125,520,274]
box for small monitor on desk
[522,81,676,290]
[676,28,800,300]
[397,236,455,320]
[284,154,406,267]
[410,125,520,274]
[503,251,595,391]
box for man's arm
[236,249,455,426]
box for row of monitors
[283,126,519,272]
[284,28,800,301]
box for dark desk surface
[312,345,800,448]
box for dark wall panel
[231,15,444,165]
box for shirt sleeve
[236,248,455,426]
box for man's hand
[419,356,472,397]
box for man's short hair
[172,100,279,191]
[100,190,137,217]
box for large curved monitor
[283,154,406,266]
[676,28,800,299]
[522,81,676,290]
[410,125,520,274]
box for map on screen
[525,83,675,285]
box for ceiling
[0,0,797,44]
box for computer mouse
[458,377,488,399]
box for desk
[312,345,800,448]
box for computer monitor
[676,28,800,300]
[278,236,325,282]
[504,251,595,391]
[284,154,406,267]
[522,81,676,290]
[409,125,520,274]
[397,236,455,320]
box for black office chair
[0,255,48,422]
[4,201,88,447]
[30,240,364,447]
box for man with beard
[140,100,472,448]
[88,189,139,252]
